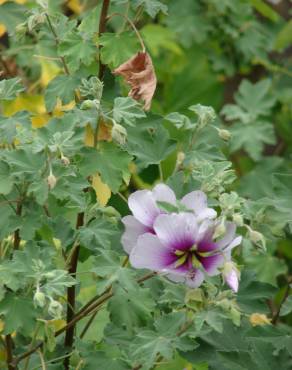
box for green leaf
[141,24,182,56]
[250,0,280,22]
[132,0,168,18]
[91,250,135,290]
[80,143,132,193]
[244,253,288,286]
[280,295,292,317]
[99,32,139,68]
[0,161,13,195]
[59,30,96,72]
[109,286,155,332]
[113,97,146,126]
[166,0,210,47]
[0,78,24,101]
[0,2,25,33]
[45,75,80,112]
[230,121,276,161]
[4,148,45,177]
[0,293,37,334]
[126,116,176,169]
[78,217,118,251]
[130,330,174,370]
[237,270,276,313]
[275,19,292,51]
[0,111,31,144]
[222,79,276,123]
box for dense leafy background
[0,0,291,369]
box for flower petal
[216,222,236,249]
[200,254,224,276]
[154,213,198,250]
[121,216,147,254]
[128,189,160,227]
[181,191,216,221]
[224,236,242,253]
[129,233,175,270]
[152,183,176,205]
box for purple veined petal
[181,191,216,221]
[223,236,242,253]
[197,219,215,242]
[152,183,177,205]
[200,254,224,276]
[185,269,205,288]
[129,233,175,270]
[153,213,198,250]
[216,222,236,249]
[225,268,239,292]
[128,189,160,227]
[121,215,148,254]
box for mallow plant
[0,1,291,370]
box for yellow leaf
[0,320,4,333]
[48,319,66,332]
[67,0,84,14]
[3,94,50,128]
[249,313,271,326]
[92,173,111,206]
[0,24,6,37]
[39,59,61,87]
[0,0,27,3]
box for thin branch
[63,213,84,370]
[107,12,146,52]
[117,191,128,204]
[5,334,16,370]
[13,201,22,250]
[45,13,70,76]
[98,0,111,79]
[37,350,46,370]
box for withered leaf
[113,52,157,111]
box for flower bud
[47,173,57,190]
[213,220,226,239]
[61,155,70,166]
[112,123,127,145]
[176,151,185,166]
[218,129,231,141]
[249,313,271,327]
[48,300,63,318]
[80,99,100,110]
[233,213,244,227]
[222,261,240,293]
[248,228,266,251]
[34,290,46,308]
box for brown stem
[13,202,22,250]
[98,0,111,79]
[13,271,155,366]
[5,334,16,370]
[63,212,84,369]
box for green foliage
[0,0,291,369]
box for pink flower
[121,184,217,254]
[129,212,242,288]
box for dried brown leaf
[113,52,157,111]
